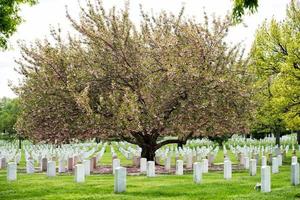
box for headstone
[47,161,56,177]
[292,156,298,164]
[113,159,120,175]
[186,154,193,169]
[176,160,183,175]
[274,147,281,156]
[277,155,282,166]
[58,159,66,173]
[193,162,202,184]
[89,158,94,172]
[291,162,300,186]
[92,156,97,169]
[83,160,90,176]
[132,156,140,167]
[239,153,245,165]
[261,156,267,167]
[224,160,232,180]
[73,155,79,166]
[272,157,279,174]
[26,159,35,174]
[261,166,271,192]
[7,162,17,181]
[164,156,171,172]
[114,167,126,193]
[249,159,257,176]
[244,157,249,169]
[268,153,272,165]
[68,157,73,171]
[147,161,155,177]
[41,158,47,172]
[140,158,147,173]
[202,159,208,173]
[1,157,7,169]
[208,153,214,166]
[75,164,85,183]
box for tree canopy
[15,1,252,160]
[0,0,37,49]
[250,0,300,144]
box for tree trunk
[18,138,22,149]
[141,145,156,161]
[177,142,183,149]
[275,131,280,146]
[297,131,300,145]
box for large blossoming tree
[15,1,251,160]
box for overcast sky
[0,0,291,98]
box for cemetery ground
[0,144,299,200]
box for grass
[0,146,300,200]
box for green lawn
[0,147,299,200]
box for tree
[0,98,21,138]
[15,1,252,160]
[250,1,300,145]
[232,0,258,23]
[0,0,37,49]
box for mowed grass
[0,147,300,200]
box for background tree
[0,98,21,141]
[232,0,258,23]
[15,1,252,160]
[0,0,37,49]
[250,1,300,145]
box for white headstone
[114,167,126,193]
[224,160,232,180]
[164,156,171,171]
[176,160,183,175]
[277,155,282,166]
[249,159,257,176]
[47,161,56,177]
[147,161,155,177]
[193,162,202,184]
[261,166,271,192]
[244,157,249,169]
[75,164,85,183]
[202,159,208,173]
[272,157,279,174]
[113,159,120,175]
[83,160,91,176]
[261,156,267,167]
[292,156,298,164]
[58,159,66,173]
[7,162,17,181]
[291,162,300,186]
[140,158,147,173]
[26,159,35,174]
[186,154,193,169]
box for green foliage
[0,98,20,139]
[232,0,258,23]
[251,1,300,134]
[0,0,37,49]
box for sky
[0,0,291,98]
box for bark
[141,145,157,161]
[275,131,280,146]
